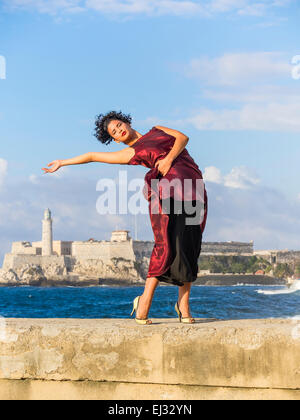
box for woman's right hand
[42,160,62,174]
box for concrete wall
[0,318,300,400]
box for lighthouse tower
[42,208,53,256]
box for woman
[42,110,208,325]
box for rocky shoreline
[0,276,142,288]
[0,265,287,287]
[0,263,145,288]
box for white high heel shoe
[131,296,153,325]
[175,302,195,324]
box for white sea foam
[257,280,300,295]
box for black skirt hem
[155,197,203,287]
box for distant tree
[295,263,300,276]
[274,263,293,278]
[199,255,272,275]
[265,265,273,274]
[231,263,244,274]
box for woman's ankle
[178,300,192,317]
[137,294,151,318]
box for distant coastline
[2,210,299,288]
[0,274,287,288]
[194,274,286,286]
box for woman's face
[107,119,133,144]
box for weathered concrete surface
[1,379,299,400]
[0,318,300,400]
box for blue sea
[0,282,300,319]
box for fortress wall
[2,254,15,270]
[0,318,300,400]
[72,241,136,262]
[276,251,300,264]
[2,255,67,271]
[11,243,40,255]
[202,242,254,254]
[199,255,255,264]
[31,241,72,257]
[132,240,154,259]
[52,242,72,256]
[253,251,273,263]
[72,242,111,260]
[109,240,136,261]
[134,241,255,258]
[31,241,42,248]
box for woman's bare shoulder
[123,146,136,163]
[113,147,135,164]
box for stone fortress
[1,208,300,286]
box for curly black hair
[94,110,132,145]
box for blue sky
[0,0,300,264]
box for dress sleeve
[127,148,140,166]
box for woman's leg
[178,282,193,318]
[136,276,159,319]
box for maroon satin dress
[127,127,208,286]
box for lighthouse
[42,208,53,256]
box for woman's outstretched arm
[42,148,134,174]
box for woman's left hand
[154,156,173,176]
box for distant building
[111,230,131,242]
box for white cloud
[209,0,292,16]
[202,84,300,104]
[0,159,8,189]
[203,165,260,189]
[237,2,267,16]
[203,180,300,250]
[2,0,292,17]
[86,0,206,16]
[181,51,300,132]
[3,0,85,15]
[185,52,291,87]
[187,102,300,132]
[224,166,260,189]
[203,166,223,184]
[135,116,164,126]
